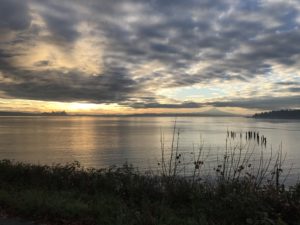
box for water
[0,116,300,182]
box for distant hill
[0,111,68,116]
[0,111,38,116]
[253,109,300,119]
[0,109,237,117]
[197,108,237,117]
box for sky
[0,0,300,115]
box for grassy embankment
[0,129,300,225]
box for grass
[0,128,300,225]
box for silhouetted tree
[253,109,300,119]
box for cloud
[211,95,300,110]
[0,0,31,31]
[289,88,300,93]
[0,0,300,111]
[32,1,80,42]
[130,101,203,109]
[0,66,138,103]
[129,95,300,110]
[33,60,51,67]
[276,81,300,86]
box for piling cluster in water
[227,130,267,147]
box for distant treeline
[253,109,300,119]
[41,111,68,116]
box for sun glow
[67,103,100,112]
[0,98,131,114]
[47,102,128,114]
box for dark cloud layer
[130,102,203,109]
[0,0,300,110]
[211,96,300,110]
[36,1,80,42]
[130,96,300,110]
[0,65,138,103]
[0,0,31,31]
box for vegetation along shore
[253,109,300,119]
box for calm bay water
[0,116,300,179]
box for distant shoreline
[0,111,241,117]
[0,114,241,118]
[4,110,299,119]
[253,109,300,120]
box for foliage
[0,158,300,225]
[253,109,300,119]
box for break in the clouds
[0,0,300,113]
